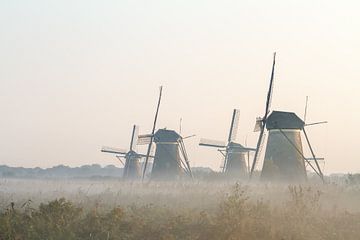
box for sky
[0,0,359,174]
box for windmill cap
[154,128,181,143]
[228,142,245,148]
[266,111,305,130]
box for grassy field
[1,178,360,239]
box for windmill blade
[150,142,156,156]
[254,132,267,169]
[228,109,240,142]
[179,117,182,134]
[199,138,227,148]
[305,121,328,127]
[230,146,257,152]
[142,86,163,180]
[242,147,257,152]
[253,117,263,132]
[250,52,277,178]
[217,149,226,157]
[220,158,226,170]
[250,123,266,177]
[245,135,251,173]
[302,96,328,127]
[183,134,196,140]
[133,143,155,158]
[263,52,277,120]
[217,149,226,170]
[129,125,139,151]
[305,157,325,161]
[303,128,325,182]
[223,150,230,173]
[137,134,153,145]
[178,139,193,178]
[101,146,127,155]
[115,155,125,166]
[247,151,250,173]
[136,153,155,158]
[304,96,309,122]
[275,128,323,180]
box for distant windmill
[199,109,256,177]
[250,53,325,182]
[101,125,152,180]
[139,87,193,181]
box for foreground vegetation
[1,180,360,240]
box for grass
[1,178,360,239]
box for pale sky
[0,0,359,173]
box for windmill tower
[250,53,325,182]
[139,129,192,180]
[139,87,193,181]
[101,125,150,180]
[199,109,255,177]
[260,111,307,182]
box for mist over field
[1,175,360,239]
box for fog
[1,178,360,239]
[1,177,360,212]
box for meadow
[1,177,360,240]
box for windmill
[249,53,325,182]
[101,125,152,180]
[139,87,193,181]
[199,109,256,177]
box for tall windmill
[140,86,193,181]
[250,53,325,182]
[101,125,152,180]
[199,109,256,177]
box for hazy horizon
[0,0,359,174]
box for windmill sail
[230,145,257,152]
[129,125,139,151]
[178,139,193,177]
[228,109,240,142]
[305,121,328,127]
[142,86,163,180]
[250,52,276,178]
[254,117,263,132]
[101,146,127,155]
[137,134,153,145]
[303,128,324,181]
[199,138,227,148]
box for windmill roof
[266,111,305,130]
[154,129,181,143]
[228,142,245,148]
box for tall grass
[1,180,360,239]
